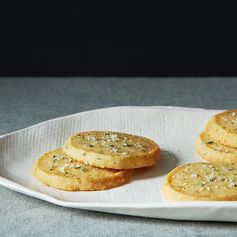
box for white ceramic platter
[1,106,236,222]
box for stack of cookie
[196,110,237,168]
[163,110,237,201]
[32,131,160,191]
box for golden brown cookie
[205,110,237,148]
[195,132,237,168]
[32,148,133,191]
[163,162,237,201]
[62,131,160,169]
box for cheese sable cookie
[205,110,237,148]
[163,162,237,201]
[63,131,160,169]
[32,149,133,191]
[195,132,237,168]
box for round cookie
[62,131,160,169]
[32,148,133,191]
[205,110,237,148]
[163,162,237,201]
[195,132,237,168]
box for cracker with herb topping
[195,132,237,168]
[205,110,237,148]
[62,131,160,169]
[163,162,237,201]
[32,148,133,191]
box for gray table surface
[0,77,237,237]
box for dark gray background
[0,77,237,237]
[1,2,237,76]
